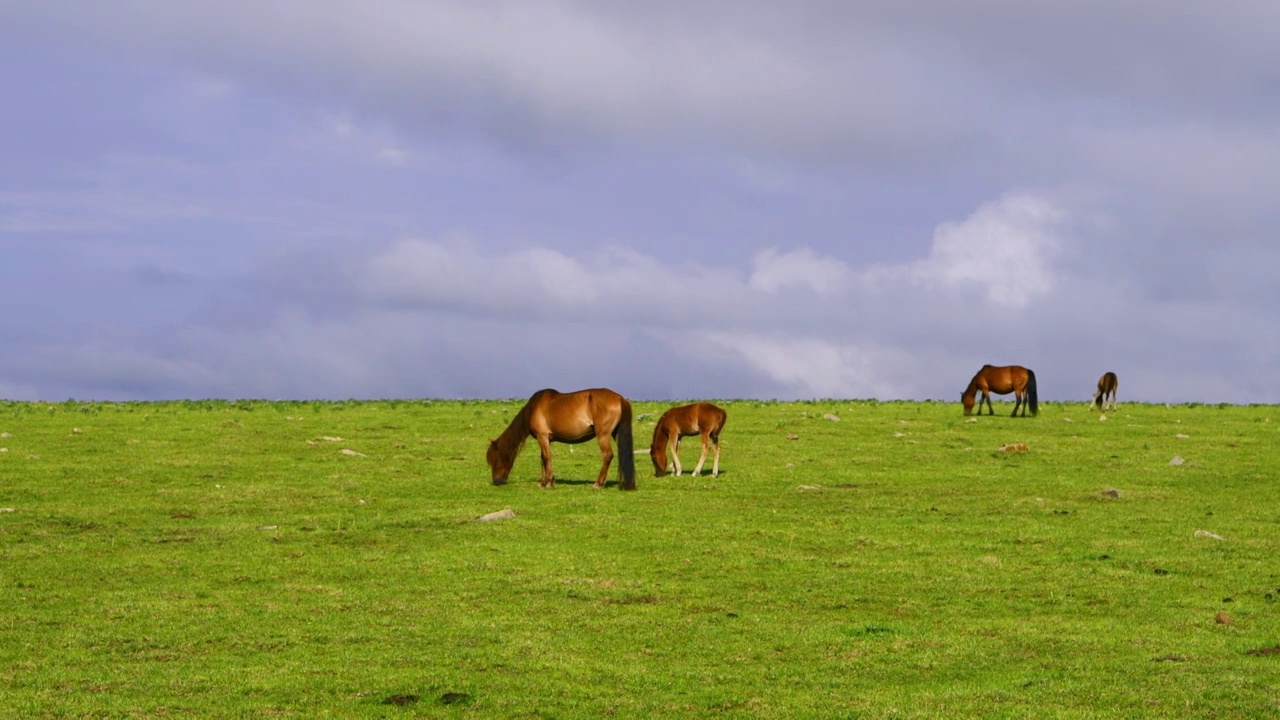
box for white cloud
[376,148,410,166]
[866,191,1064,308]
[750,248,850,294]
[0,210,123,234]
[706,332,916,399]
[186,76,237,99]
[360,239,603,312]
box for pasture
[1,398,1278,718]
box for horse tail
[616,399,637,490]
[1026,370,1039,416]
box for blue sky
[2,1,1278,403]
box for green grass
[1,398,1278,718]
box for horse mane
[490,389,555,467]
[650,414,670,452]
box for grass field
[1,397,1278,718]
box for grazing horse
[962,364,1039,417]
[1091,371,1118,411]
[649,402,728,478]
[486,388,636,490]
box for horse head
[649,445,668,477]
[486,439,510,485]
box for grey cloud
[1,2,1278,404]
[8,189,1276,404]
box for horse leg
[1012,391,1023,417]
[592,430,614,489]
[981,391,994,415]
[710,435,721,477]
[671,436,682,476]
[536,434,555,488]
[691,431,710,477]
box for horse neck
[492,400,535,462]
[651,421,670,451]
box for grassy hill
[1,398,1278,717]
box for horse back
[699,402,728,432]
[976,365,1030,394]
[530,388,624,441]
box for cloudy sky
[2,1,1278,404]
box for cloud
[865,192,1064,308]
[360,240,601,313]
[376,148,410,166]
[0,210,123,234]
[706,332,917,399]
[0,1,981,164]
[2,184,1280,404]
[750,248,850,295]
[912,192,1063,308]
[2,4,1279,405]
[3,194,1077,401]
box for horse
[962,364,1039,417]
[1091,371,1118,411]
[649,402,728,478]
[486,388,636,490]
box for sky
[1,1,1278,404]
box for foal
[649,403,727,477]
[1091,372,1118,411]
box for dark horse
[1091,371,1118,411]
[649,402,728,478]
[962,365,1039,417]
[487,388,636,490]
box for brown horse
[486,388,636,490]
[1091,371,1118,411]
[962,364,1038,417]
[649,402,727,478]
